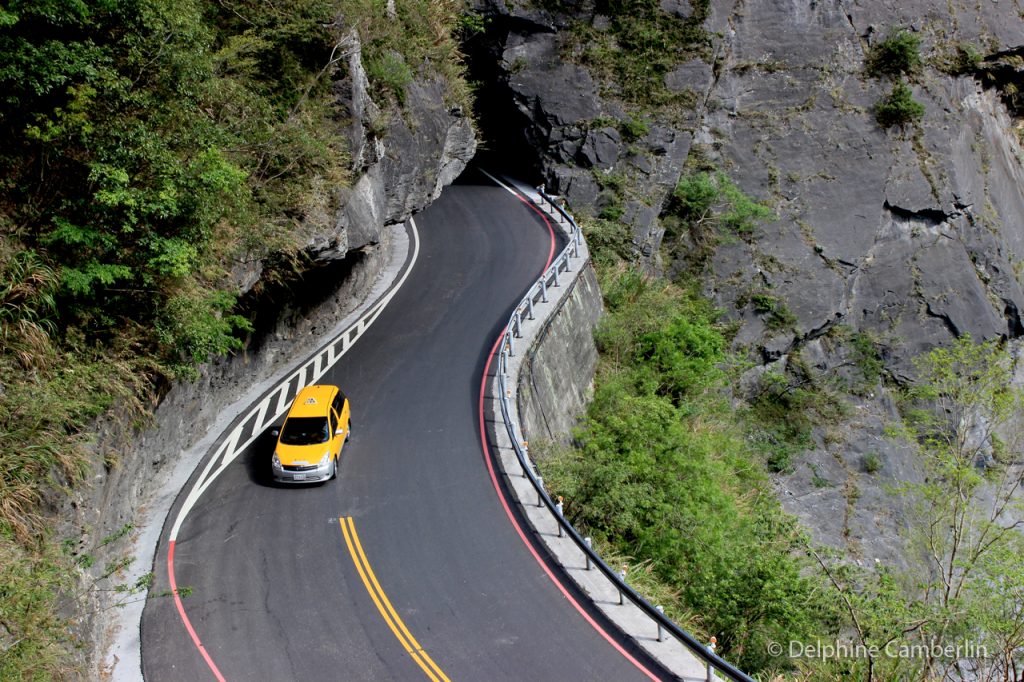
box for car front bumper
[272,459,333,483]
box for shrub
[862,452,882,473]
[850,330,884,390]
[750,292,797,331]
[581,218,633,265]
[540,271,835,672]
[876,81,925,127]
[365,52,414,105]
[620,117,650,141]
[941,43,984,75]
[866,29,922,77]
[672,171,774,237]
[566,0,712,108]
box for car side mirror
[335,428,344,435]
[271,429,280,437]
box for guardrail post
[707,637,718,682]
[513,311,521,338]
[555,495,564,537]
[584,536,592,570]
[526,295,534,320]
[500,349,506,376]
[618,564,627,605]
[539,277,548,302]
[656,605,665,642]
[552,266,560,287]
[536,476,544,507]
[506,332,515,357]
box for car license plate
[293,473,306,481]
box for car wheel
[331,457,338,480]
[345,423,352,443]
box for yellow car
[271,384,351,483]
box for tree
[903,336,1024,680]
[821,336,1024,681]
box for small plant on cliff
[663,170,775,269]
[875,81,925,128]
[937,42,984,75]
[365,52,414,105]
[750,292,797,331]
[862,452,882,473]
[866,29,922,77]
[566,0,712,108]
[673,171,774,237]
[620,116,650,141]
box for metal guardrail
[493,185,756,682]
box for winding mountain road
[140,170,666,681]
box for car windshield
[279,417,329,445]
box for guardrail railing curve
[494,183,755,682]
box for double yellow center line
[339,517,451,682]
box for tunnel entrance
[461,16,544,183]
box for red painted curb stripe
[479,189,661,681]
[168,540,227,681]
[512,193,558,269]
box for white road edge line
[168,218,421,541]
[479,168,520,196]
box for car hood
[276,442,330,466]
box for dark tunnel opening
[461,16,546,184]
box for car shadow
[245,426,280,487]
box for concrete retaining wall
[516,259,602,445]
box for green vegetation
[747,355,847,474]
[864,28,926,129]
[0,532,74,680]
[620,116,651,141]
[544,260,1024,678]
[819,336,1024,679]
[862,452,882,473]
[340,0,471,111]
[866,29,922,78]
[937,42,984,75]
[749,292,797,330]
[865,28,926,129]
[662,169,775,269]
[875,81,926,128]
[538,271,835,672]
[0,0,469,676]
[581,217,634,267]
[561,0,712,108]
[849,329,885,391]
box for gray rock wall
[517,262,603,445]
[475,0,1024,566]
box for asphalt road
[140,170,665,681]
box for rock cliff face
[329,31,476,259]
[471,0,1024,563]
[79,34,474,675]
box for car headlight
[318,451,331,467]
[272,452,281,468]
